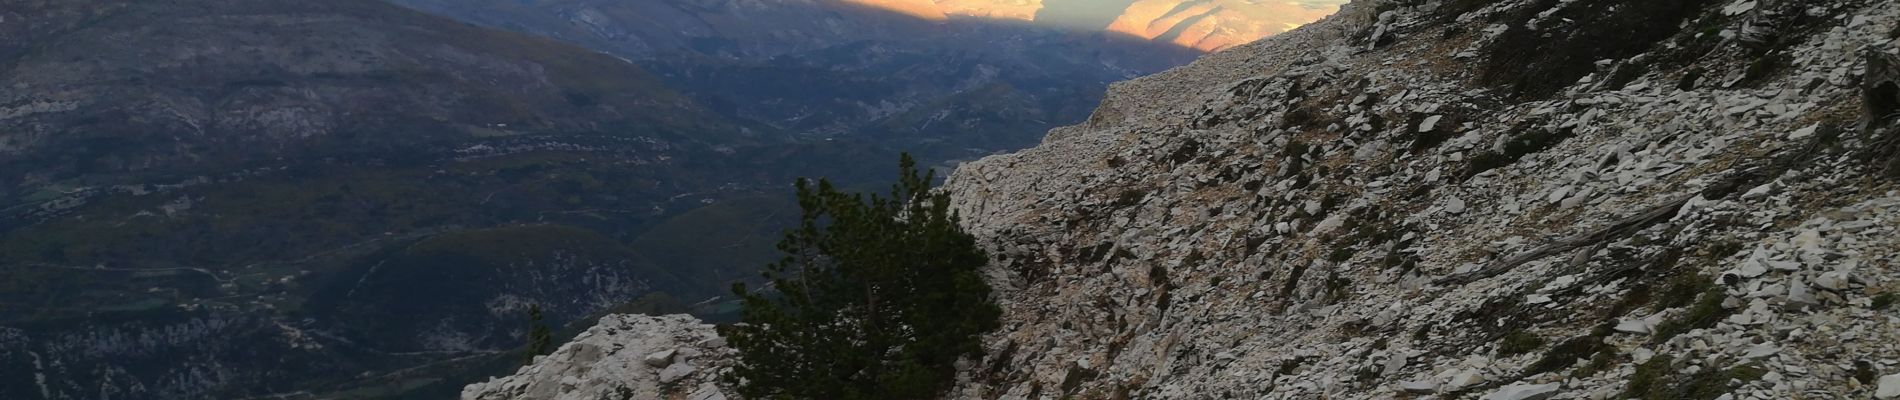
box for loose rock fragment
[1482,382,1562,400]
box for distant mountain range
[883,0,1344,51]
[383,0,1344,158]
[0,0,878,398]
[386,0,1242,161]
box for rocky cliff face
[485,0,1900,399]
[944,0,1900,398]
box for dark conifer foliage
[721,154,1001,399]
[524,304,553,365]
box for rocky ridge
[480,0,1900,398]
[463,314,733,400]
[944,0,1900,398]
[1102,0,1340,51]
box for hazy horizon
[846,0,1349,51]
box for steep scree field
[945,0,1900,398]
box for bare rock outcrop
[946,0,1900,398]
[462,314,733,400]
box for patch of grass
[1577,350,1618,377]
[1276,356,1314,376]
[1281,140,1311,158]
[1113,189,1146,208]
[1737,52,1790,87]
[1622,354,1676,399]
[1668,364,1767,400]
[1463,125,1577,180]
[1652,288,1732,343]
[1525,332,1609,375]
[1182,250,1206,267]
[1290,172,1314,190]
[1328,247,1357,262]
[1479,0,1712,99]
[1608,283,1655,317]
[1282,106,1317,128]
[1278,259,1310,300]
[1652,273,1714,312]
[1318,194,1343,215]
[1167,140,1202,164]
[1874,293,1897,310]
[1324,272,1352,303]
[1148,265,1171,287]
[1856,360,1880,385]
[1059,364,1099,395]
[1702,240,1745,260]
[1498,329,1546,356]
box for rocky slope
[486,0,1900,399]
[478,0,1900,398]
[463,314,732,400]
[944,0,1900,398]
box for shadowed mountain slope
[0,0,882,398]
[387,0,1216,161]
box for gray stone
[1382,355,1407,376]
[644,349,677,368]
[1420,115,1445,132]
[1445,370,1486,392]
[1398,380,1438,394]
[690,382,729,400]
[659,363,698,385]
[1615,319,1651,334]
[1878,373,1900,399]
[1742,343,1779,359]
[1481,382,1561,400]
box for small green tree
[721,154,1000,399]
[524,304,552,365]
